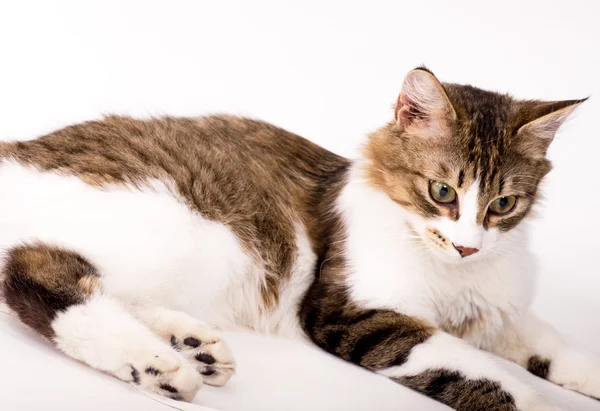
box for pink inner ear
[395,92,418,127]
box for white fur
[0,160,313,337]
[341,163,535,348]
[52,294,202,400]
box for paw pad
[159,383,178,393]
[183,337,201,348]
[195,352,216,365]
[145,367,161,376]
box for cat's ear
[516,98,587,157]
[394,67,456,133]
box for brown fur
[396,370,516,411]
[2,243,100,338]
[0,115,349,308]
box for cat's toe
[168,321,221,352]
[120,348,202,402]
[182,339,236,386]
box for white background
[1,1,599,410]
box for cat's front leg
[492,312,600,400]
[303,302,560,411]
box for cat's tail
[2,242,103,339]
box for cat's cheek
[402,210,428,236]
[481,227,502,252]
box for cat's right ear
[394,68,457,133]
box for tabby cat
[1,67,597,410]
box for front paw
[519,394,564,411]
[550,349,600,399]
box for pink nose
[454,245,479,258]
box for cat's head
[364,67,585,262]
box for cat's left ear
[516,98,588,156]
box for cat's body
[0,115,339,338]
[1,68,599,410]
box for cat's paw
[114,345,202,401]
[519,396,564,411]
[550,349,600,399]
[169,324,236,387]
[133,307,236,386]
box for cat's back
[0,114,341,188]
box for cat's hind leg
[2,243,202,401]
[132,307,236,387]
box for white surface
[1,0,599,410]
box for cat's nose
[453,245,479,258]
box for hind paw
[134,307,236,386]
[114,344,202,401]
[171,332,236,386]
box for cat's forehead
[438,84,543,192]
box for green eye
[489,196,517,215]
[429,181,456,204]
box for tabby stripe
[349,327,397,365]
[409,184,440,217]
[324,329,346,353]
[323,309,378,327]
[396,369,516,411]
[423,370,462,397]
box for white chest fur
[339,167,537,348]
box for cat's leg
[491,311,600,399]
[2,243,202,401]
[305,305,560,411]
[131,306,236,386]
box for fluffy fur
[1,68,597,410]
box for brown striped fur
[3,243,101,339]
[396,370,516,411]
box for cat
[0,67,597,410]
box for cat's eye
[429,181,456,204]
[489,196,517,215]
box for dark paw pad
[201,367,216,376]
[195,352,216,365]
[183,337,201,348]
[159,383,178,393]
[131,367,140,384]
[145,366,161,376]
